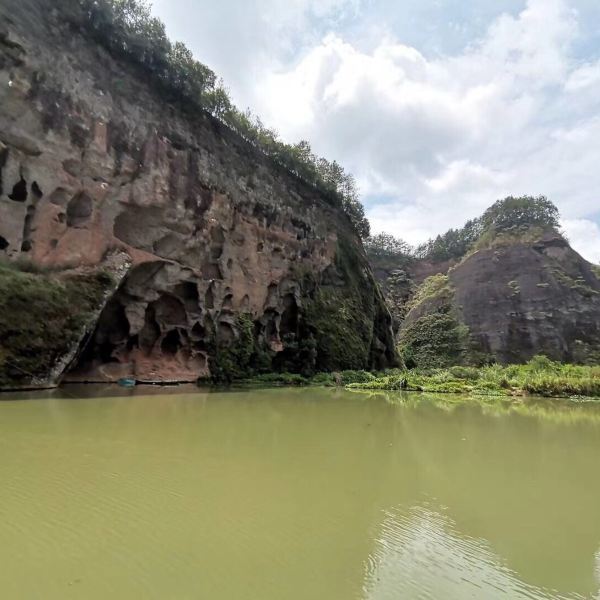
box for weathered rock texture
[449,235,600,364]
[377,233,600,366]
[0,0,396,385]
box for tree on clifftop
[480,196,560,234]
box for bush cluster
[347,356,600,399]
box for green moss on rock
[209,314,260,384]
[399,313,469,369]
[406,274,451,312]
[303,236,396,372]
[397,273,469,369]
[0,263,113,387]
[209,235,397,383]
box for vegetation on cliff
[0,262,113,387]
[394,274,471,369]
[348,356,600,399]
[366,195,600,368]
[366,196,561,265]
[73,0,369,238]
[208,236,396,383]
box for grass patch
[0,263,113,387]
[227,369,378,388]
[347,355,600,399]
[406,274,451,312]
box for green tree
[481,196,560,234]
[365,233,413,260]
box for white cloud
[250,0,600,262]
[151,0,358,108]
[562,219,600,263]
[152,0,600,263]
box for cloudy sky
[151,0,600,262]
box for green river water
[1,385,599,599]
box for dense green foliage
[399,313,469,370]
[74,0,369,237]
[234,369,377,388]
[480,196,560,234]
[209,314,273,384]
[415,218,482,263]
[348,356,600,399]
[0,263,112,387]
[364,233,414,263]
[396,274,469,369]
[218,356,600,400]
[415,196,559,262]
[370,197,562,265]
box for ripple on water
[363,505,586,600]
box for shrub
[398,313,468,369]
[338,370,376,385]
[347,359,600,399]
[449,366,481,381]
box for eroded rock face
[384,234,600,365]
[0,0,396,383]
[449,236,600,364]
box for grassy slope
[0,263,113,387]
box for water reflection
[0,386,599,599]
[364,504,587,599]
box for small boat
[117,378,136,388]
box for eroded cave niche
[68,262,211,382]
[8,177,28,202]
[66,192,93,227]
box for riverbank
[346,356,600,399]
[232,356,600,400]
[3,356,599,400]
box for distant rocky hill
[368,198,600,367]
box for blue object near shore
[118,378,136,388]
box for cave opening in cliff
[139,305,161,354]
[31,181,43,199]
[205,284,215,309]
[264,309,279,342]
[280,294,299,336]
[0,146,7,195]
[70,299,131,376]
[161,329,182,355]
[174,281,200,314]
[8,178,28,202]
[0,236,8,250]
[21,205,35,252]
[66,192,93,227]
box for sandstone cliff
[0,0,396,387]
[371,224,600,367]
